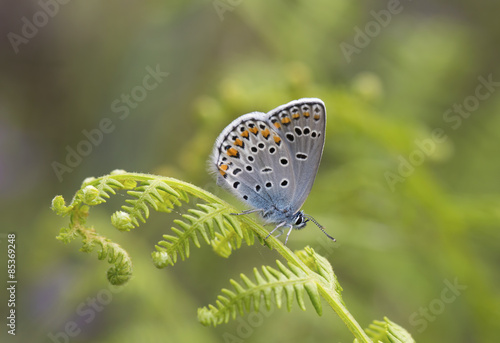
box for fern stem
[98,172,228,204]
[317,285,372,343]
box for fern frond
[358,317,415,343]
[120,179,181,229]
[79,175,127,206]
[52,171,415,343]
[95,240,133,286]
[54,171,261,283]
[198,259,322,327]
[210,213,255,258]
[152,203,254,267]
[295,246,341,294]
[65,212,132,285]
[157,188,189,213]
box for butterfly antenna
[304,214,336,242]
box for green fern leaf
[153,203,251,268]
[53,172,417,342]
[54,172,258,285]
[210,212,253,256]
[198,259,323,327]
[157,188,189,213]
[81,176,125,205]
[210,230,240,258]
[121,180,180,228]
[358,317,415,343]
[295,246,341,294]
[78,229,133,286]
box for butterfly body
[210,98,334,243]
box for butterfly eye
[294,215,304,225]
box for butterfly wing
[210,98,326,222]
[210,111,297,215]
[265,98,326,211]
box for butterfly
[210,98,335,244]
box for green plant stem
[83,173,371,341]
[317,285,372,343]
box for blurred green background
[1,0,499,342]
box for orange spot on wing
[234,138,243,147]
[227,147,239,157]
[261,128,270,138]
[273,122,281,129]
[303,111,310,117]
[249,127,259,135]
[218,164,228,176]
[292,113,300,119]
[241,130,249,138]
[273,136,281,144]
[281,117,291,124]
[314,114,320,120]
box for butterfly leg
[273,230,284,238]
[231,209,264,216]
[265,221,287,240]
[230,209,263,216]
[284,225,294,245]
